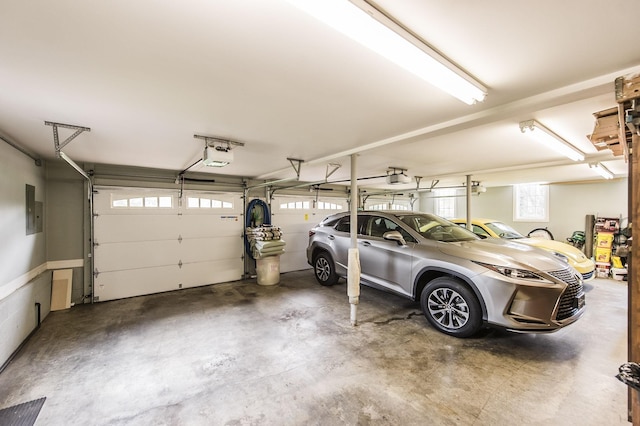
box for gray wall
[0,141,50,367]
[420,179,628,242]
[45,161,87,303]
[45,162,85,261]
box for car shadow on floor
[329,278,589,364]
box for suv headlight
[473,261,552,283]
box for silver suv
[306,211,585,338]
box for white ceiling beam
[256,65,640,180]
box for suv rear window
[335,217,350,232]
[322,217,340,228]
[334,215,368,234]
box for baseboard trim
[0,260,84,302]
[47,259,85,270]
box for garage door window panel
[111,194,173,209]
[317,201,343,210]
[186,195,233,210]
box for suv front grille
[548,268,584,321]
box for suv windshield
[485,222,524,239]
[398,214,479,242]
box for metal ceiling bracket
[409,193,417,209]
[387,166,408,175]
[268,186,277,201]
[325,162,341,181]
[194,134,245,148]
[414,176,422,190]
[45,121,91,158]
[248,158,304,192]
[287,158,304,179]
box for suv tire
[313,251,339,286]
[420,277,482,338]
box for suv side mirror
[383,231,406,246]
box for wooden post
[617,73,640,423]
[631,132,640,424]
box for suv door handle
[361,241,371,247]
[328,235,335,240]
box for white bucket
[256,255,280,286]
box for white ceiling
[1,0,639,191]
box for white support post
[347,154,361,326]
[466,175,472,231]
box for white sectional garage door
[93,187,243,302]
[271,196,346,273]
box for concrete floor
[0,271,630,425]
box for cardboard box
[589,108,625,156]
[51,269,73,311]
[615,73,640,102]
[595,217,620,233]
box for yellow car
[451,218,595,281]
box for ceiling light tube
[519,120,585,162]
[589,162,614,179]
[286,0,486,105]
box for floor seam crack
[372,311,421,325]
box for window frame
[111,194,174,209]
[433,188,457,218]
[185,195,234,210]
[513,183,549,222]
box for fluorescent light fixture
[589,162,614,179]
[203,146,233,167]
[286,0,486,104]
[519,120,585,162]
